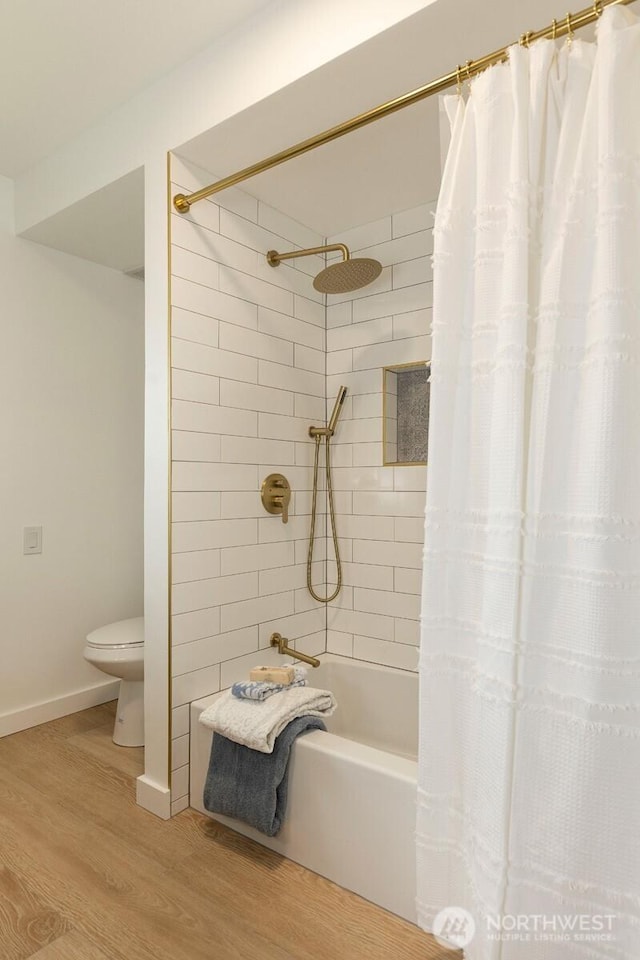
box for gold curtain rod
[173,0,634,213]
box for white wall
[137,154,172,816]
[8,0,436,812]
[325,202,435,671]
[0,176,144,735]
[169,157,327,813]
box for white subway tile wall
[169,157,328,808]
[169,152,434,809]
[324,204,433,677]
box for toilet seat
[86,616,144,649]
[86,640,144,649]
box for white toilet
[84,616,145,747]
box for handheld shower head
[309,385,348,438]
[328,386,347,434]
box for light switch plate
[23,526,43,555]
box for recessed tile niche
[383,362,430,466]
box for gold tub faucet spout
[270,632,320,668]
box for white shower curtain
[418,8,640,959]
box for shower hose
[307,434,342,603]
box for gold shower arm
[172,0,634,214]
[266,243,349,266]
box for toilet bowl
[84,616,144,747]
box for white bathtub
[190,654,418,923]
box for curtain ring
[551,18,558,40]
[566,12,574,44]
[465,60,473,88]
[456,64,463,97]
[593,0,603,16]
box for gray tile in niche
[397,366,429,463]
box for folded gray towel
[203,715,325,836]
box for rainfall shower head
[267,243,382,295]
[313,257,381,295]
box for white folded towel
[199,685,337,754]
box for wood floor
[0,702,451,960]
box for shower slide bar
[173,0,634,214]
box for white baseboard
[136,774,172,819]
[0,680,120,738]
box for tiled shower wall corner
[325,203,435,672]
[168,151,435,812]
[169,157,328,814]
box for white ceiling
[0,0,274,178]
[12,0,595,269]
[176,0,574,237]
[21,168,145,271]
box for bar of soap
[249,665,295,684]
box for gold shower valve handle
[261,473,291,524]
[274,495,288,524]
